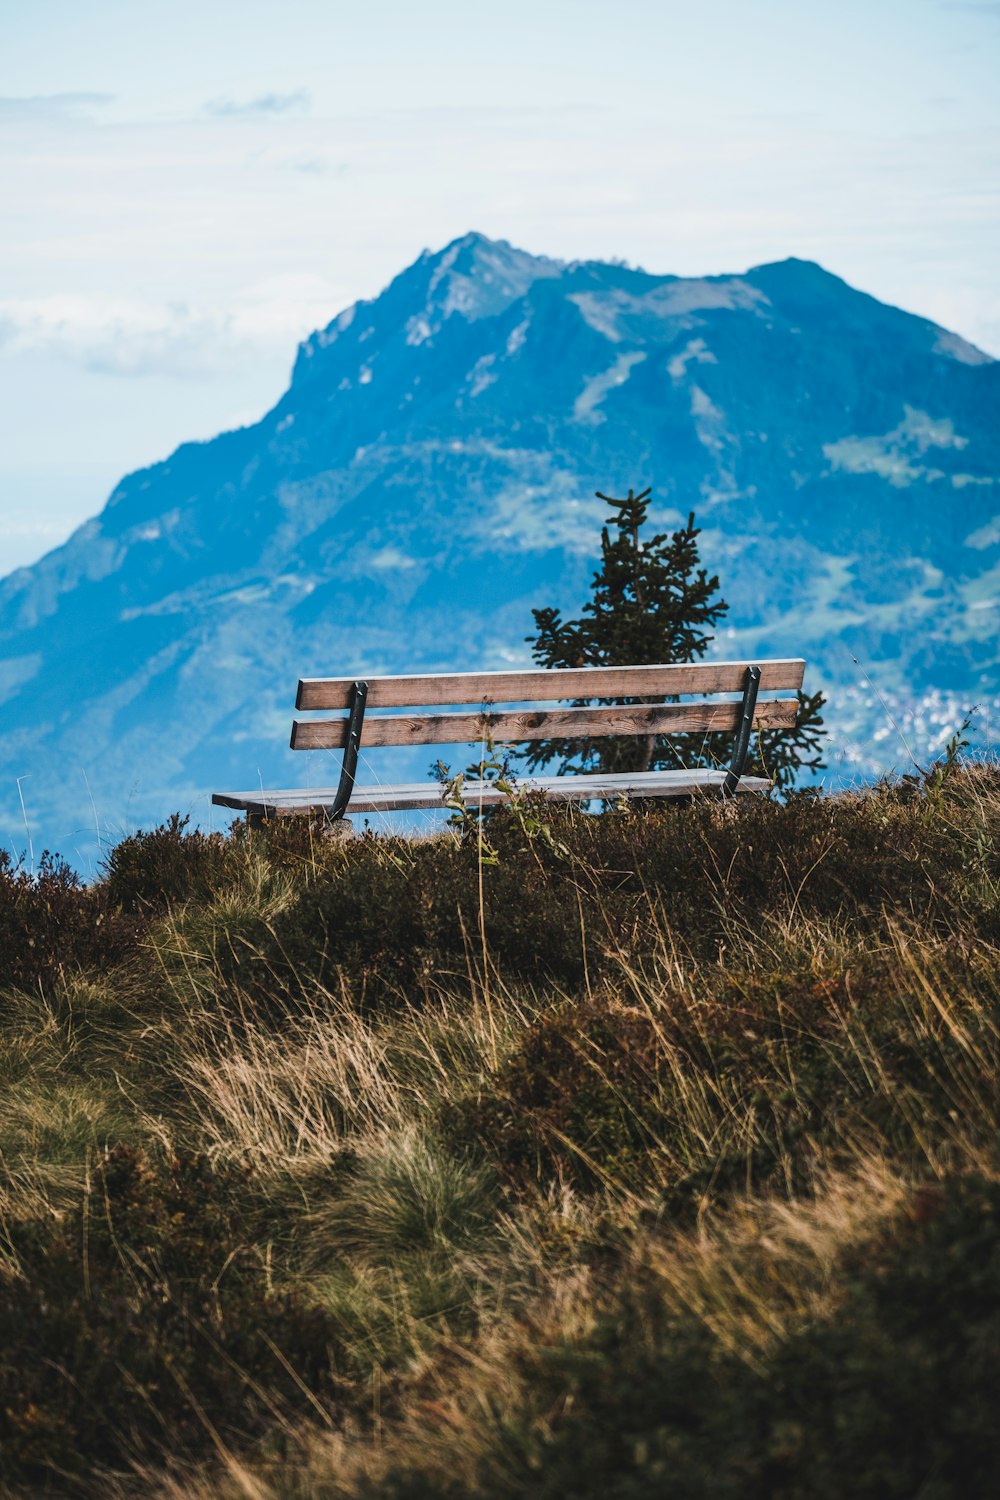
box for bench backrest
[290,659,805,750]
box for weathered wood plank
[215,771,717,810]
[212,766,771,817]
[295,659,806,709]
[289,697,798,750]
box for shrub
[103,812,233,913]
[445,950,999,1202]
[246,774,999,1017]
[0,850,138,993]
[242,825,591,1012]
[0,1145,339,1486]
[441,998,668,1191]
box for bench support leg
[329,680,369,821]
[723,665,761,797]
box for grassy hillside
[1,767,998,1496]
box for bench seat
[213,767,771,820]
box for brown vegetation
[0,766,998,1495]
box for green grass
[0,766,998,1495]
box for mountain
[2,232,999,864]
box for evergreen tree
[523,487,826,791]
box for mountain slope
[2,233,998,862]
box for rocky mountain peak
[1,235,998,863]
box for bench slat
[213,767,771,817]
[296,659,805,710]
[290,696,798,751]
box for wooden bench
[212,658,805,824]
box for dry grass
[0,764,998,1495]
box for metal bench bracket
[722,665,761,797]
[328,679,368,821]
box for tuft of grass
[306,1127,499,1265]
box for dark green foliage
[0,1145,338,1487]
[759,1173,1000,1499]
[0,849,138,992]
[524,491,728,776]
[246,780,998,1012]
[441,999,669,1190]
[103,812,233,913]
[523,487,826,792]
[245,844,582,1010]
[528,492,727,687]
[750,686,827,792]
[374,1174,1000,1500]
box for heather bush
[103,812,233,913]
[0,1146,339,1487]
[216,772,1000,1017]
[0,849,138,992]
[444,948,999,1201]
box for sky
[1,0,998,576]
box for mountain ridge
[2,233,998,863]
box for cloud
[290,157,346,176]
[0,518,65,542]
[0,275,347,378]
[204,90,309,118]
[0,93,114,121]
